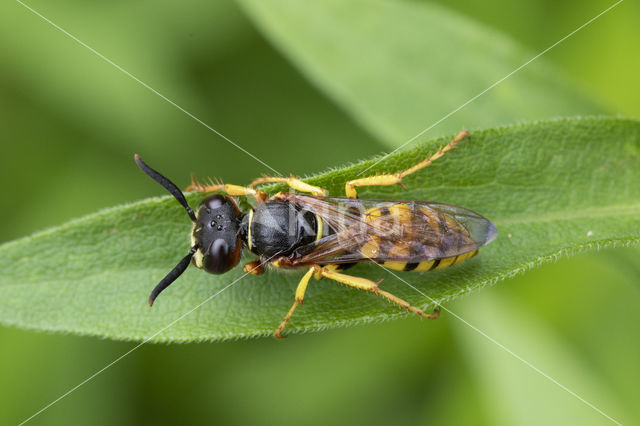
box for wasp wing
[275,194,497,266]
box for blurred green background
[1,0,638,425]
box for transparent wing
[275,194,497,265]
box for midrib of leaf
[5,202,638,284]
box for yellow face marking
[247,209,254,251]
[191,224,203,268]
[192,250,203,268]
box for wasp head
[191,194,243,274]
[135,154,242,307]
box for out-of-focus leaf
[0,117,638,341]
[452,291,629,425]
[239,0,604,147]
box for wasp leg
[345,130,470,198]
[316,267,439,319]
[186,176,267,202]
[274,267,316,339]
[243,261,265,275]
[249,175,327,196]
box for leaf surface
[0,117,638,341]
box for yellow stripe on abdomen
[413,260,436,272]
[360,203,480,273]
[453,250,478,265]
[381,250,478,272]
[434,256,456,270]
[381,261,408,271]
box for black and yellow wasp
[136,131,496,338]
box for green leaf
[238,0,605,147]
[448,248,640,425]
[0,116,638,342]
[452,291,629,425]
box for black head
[135,155,241,307]
[191,194,243,274]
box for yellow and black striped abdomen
[380,250,479,272]
[359,203,479,272]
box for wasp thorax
[191,194,243,274]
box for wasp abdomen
[378,250,479,272]
[359,203,478,272]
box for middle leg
[274,266,316,339]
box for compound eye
[202,239,233,274]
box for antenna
[148,246,197,306]
[135,154,199,305]
[135,154,196,222]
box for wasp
[135,130,496,338]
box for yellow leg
[186,176,267,202]
[345,130,470,198]
[274,267,316,339]
[317,267,439,319]
[249,175,327,196]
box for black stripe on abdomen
[403,262,419,271]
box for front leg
[249,175,327,196]
[186,176,267,202]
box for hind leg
[315,267,439,319]
[345,130,469,198]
